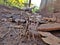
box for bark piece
[38,23,60,31]
[42,17,56,22]
[38,31,60,45]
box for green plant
[0,0,28,8]
[32,6,39,13]
[0,0,39,13]
[0,0,4,4]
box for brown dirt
[0,5,60,45]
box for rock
[7,18,15,22]
[8,18,13,22]
[15,19,26,23]
[2,14,12,18]
[1,18,7,22]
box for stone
[15,19,26,23]
[1,18,7,22]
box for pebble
[1,18,7,22]
[15,18,26,23]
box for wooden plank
[38,31,60,45]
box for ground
[0,5,60,45]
